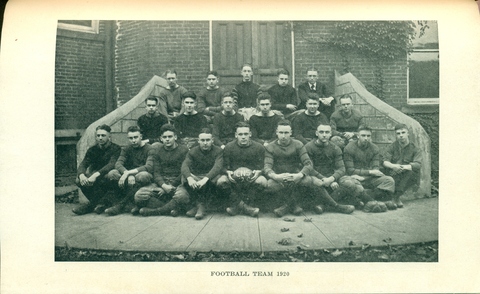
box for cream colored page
[1,0,479,293]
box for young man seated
[197,70,228,120]
[248,93,282,147]
[135,124,191,216]
[232,63,261,109]
[330,94,365,149]
[292,93,329,145]
[105,126,154,215]
[212,93,245,149]
[343,126,397,211]
[73,124,121,215]
[297,68,335,118]
[137,96,168,144]
[305,124,370,211]
[173,91,208,149]
[181,128,224,220]
[217,122,267,217]
[268,68,299,116]
[156,69,188,119]
[383,124,422,208]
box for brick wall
[293,21,408,109]
[55,21,108,130]
[115,21,210,106]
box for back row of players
[73,65,422,219]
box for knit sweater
[292,111,329,144]
[264,139,312,176]
[343,140,380,176]
[249,114,282,143]
[174,113,208,139]
[152,143,189,187]
[197,87,227,116]
[212,112,245,146]
[305,140,345,180]
[232,81,260,108]
[268,84,299,114]
[223,140,265,171]
[137,112,169,143]
[115,143,154,174]
[383,141,422,172]
[330,109,365,136]
[77,142,121,177]
[181,145,223,180]
[157,85,188,114]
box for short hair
[160,124,177,136]
[199,127,212,135]
[241,63,253,71]
[182,91,197,100]
[96,124,111,133]
[164,69,177,77]
[145,96,158,105]
[221,92,236,102]
[394,123,408,131]
[357,125,372,133]
[127,125,142,134]
[256,92,272,103]
[206,70,218,77]
[235,121,250,131]
[339,94,353,102]
[307,92,320,101]
[277,68,289,76]
[306,67,318,73]
[277,119,291,128]
[317,123,331,129]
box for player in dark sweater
[135,124,191,216]
[268,69,299,116]
[181,128,224,220]
[137,96,169,143]
[217,122,267,217]
[292,93,329,145]
[105,126,155,215]
[212,93,245,148]
[72,124,121,215]
[249,93,282,147]
[197,71,228,118]
[232,64,261,108]
[173,91,208,149]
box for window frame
[57,20,100,34]
[406,49,439,105]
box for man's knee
[134,183,159,203]
[378,176,395,193]
[107,169,121,181]
[266,179,282,192]
[216,175,231,189]
[135,172,153,186]
[339,176,364,194]
[172,186,190,204]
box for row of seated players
[73,119,421,219]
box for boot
[239,201,259,217]
[130,206,140,215]
[273,204,289,217]
[226,200,241,216]
[139,207,161,216]
[384,201,397,210]
[195,203,206,220]
[393,195,404,208]
[72,203,94,215]
[292,204,304,215]
[155,199,179,215]
[105,204,124,216]
[93,204,106,214]
[333,204,355,214]
[313,205,324,215]
[186,206,197,217]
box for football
[231,167,254,182]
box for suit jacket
[297,81,335,118]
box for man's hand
[330,182,339,190]
[286,104,297,111]
[248,170,261,183]
[400,165,412,171]
[369,170,385,177]
[161,184,176,194]
[196,177,209,189]
[127,175,136,187]
[221,144,225,149]
[343,132,355,139]
[263,142,269,147]
[86,173,99,186]
[187,177,197,189]
[291,172,304,184]
[152,187,165,197]
[320,97,334,106]
[322,176,335,187]
[351,175,365,181]
[389,164,403,174]
[118,172,129,188]
[226,171,236,183]
[78,174,89,186]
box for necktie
[310,84,315,91]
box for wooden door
[212,21,292,91]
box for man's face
[306,70,319,84]
[258,99,271,114]
[276,125,292,146]
[206,74,219,88]
[182,97,196,114]
[221,96,235,113]
[340,98,353,114]
[358,130,372,147]
[235,127,251,146]
[166,73,177,88]
[241,66,253,82]
[306,99,319,115]
[160,130,177,148]
[198,133,213,151]
[96,129,110,147]
[128,131,143,148]
[395,128,409,144]
[278,74,289,87]
[316,125,332,143]
[146,99,158,115]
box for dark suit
[297,81,335,119]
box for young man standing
[248,93,282,147]
[135,124,191,216]
[343,126,397,210]
[197,70,228,118]
[174,91,208,149]
[292,93,329,145]
[330,94,365,149]
[105,126,154,215]
[217,122,267,217]
[212,93,245,148]
[297,68,335,118]
[306,124,372,211]
[137,96,168,144]
[181,128,224,220]
[73,124,121,215]
[157,69,188,119]
[383,124,422,208]
[268,69,299,116]
[232,64,261,109]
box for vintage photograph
[54,20,439,262]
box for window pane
[408,51,439,99]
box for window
[57,20,99,34]
[407,21,439,105]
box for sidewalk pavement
[55,198,438,252]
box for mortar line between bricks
[184,215,215,251]
[302,212,337,248]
